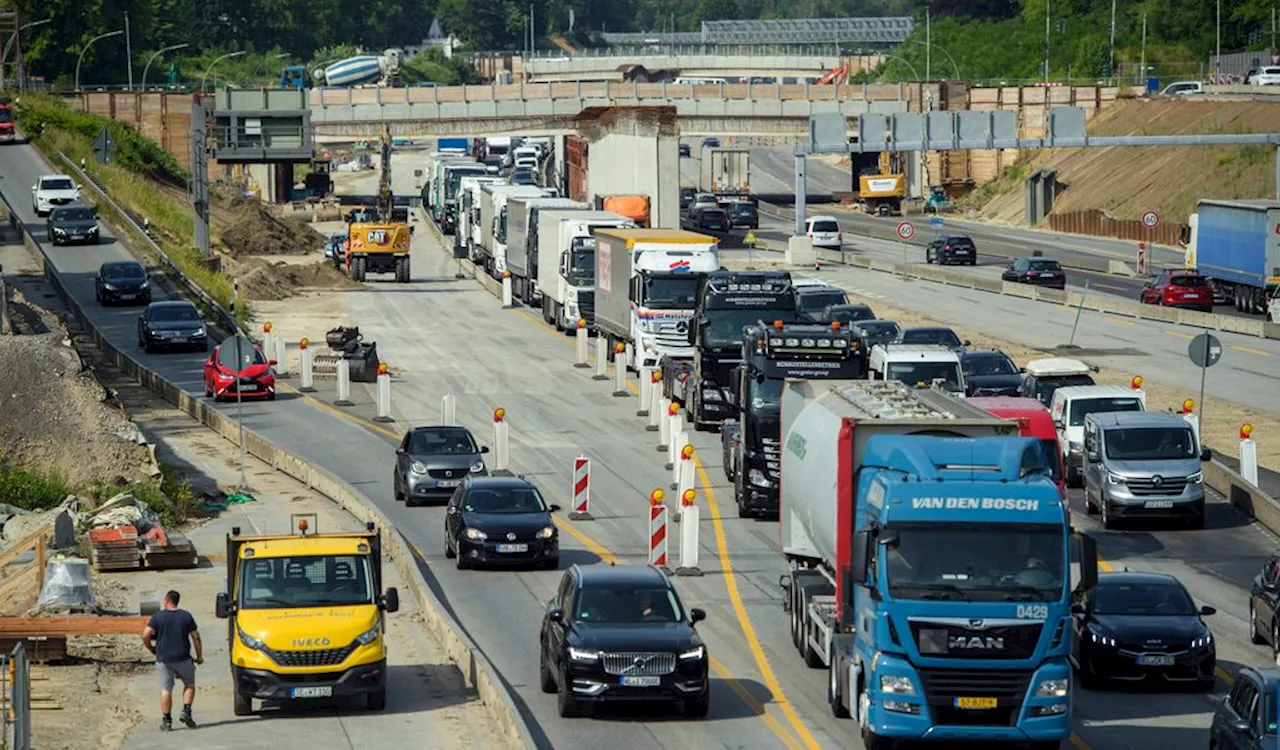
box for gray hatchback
[393,426,489,506]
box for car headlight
[237,626,266,651]
[53,227,66,234]
[879,674,916,695]
[748,468,770,488]
[195,326,206,336]
[1089,629,1117,647]
[139,280,149,289]
[568,647,599,662]
[1035,678,1069,698]
[1188,471,1203,485]
[464,527,487,541]
[535,526,555,539]
[103,283,118,291]
[1191,633,1213,649]
[87,225,99,233]
[411,461,428,474]
[470,460,485,473]
[679,645,705,661]
[1068,442,1082,455]
[1106,472,1128,486]
[354,623,381,646]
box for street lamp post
[1,17,53,90]
[140,43,189,91]
[201,50,247,92]
[912,40,960,80]
[253,52,289,83]
[75,29,125,91]
[881,54,921,82]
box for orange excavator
[817,61,850,85]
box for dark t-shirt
[148,609,198,664]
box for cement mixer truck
[778,379,1091,750]
[311,50,404,88]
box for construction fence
[1047,209,1186,247]
[1,643,31,750]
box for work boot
[160,717,172,732]
[180,711,196,729]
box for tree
[1073,33,1111,77]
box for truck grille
[761,437,781,478]
[268,644,356,668]
[654,319,693,349]
[909,620,1042,660]
[602,652,676,676]
[916,668,1031,727]
[1126,476,1189,496]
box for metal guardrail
[1,643,32,750]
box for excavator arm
[376,122,394,222]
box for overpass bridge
[307,80,910,139]
[521,53,873,82]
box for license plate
[955,249,971,254]
[496,543,528,553]
[436,479,461,488]
[70,234,84,240]
[119,294,134,300]
[289,686,333,698]
[238,384,258,391]
[1137,654,1175,666]
[1144,500,1175,509]
[955,696,998,709]
[621,676,661,687]
[170,337,187,343]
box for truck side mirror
[215,592,231,619]
[382,587,400,613]
[849,530,871,585]
[1078,533,1098,590]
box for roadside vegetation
[2,463,195,526]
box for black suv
[690,207,729,234]
[539,564,709,718]
[925,234,976,265]
[727,201,758,229]
[680,186,696,209]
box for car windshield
[574,586,684,623]
[0,109,12,123]
[1033,375,1094,403]
[1039,439,1063,480]
[151,305,201,323]
[885,524,1065,602]
[1068,397,1143,426]
[827,306,875,324]
[238,554,373,609]
[811,220,839,233]
[41,178,74,191]
[964,354,1017,376]
[216,338,267,369]
[1092,582,1196,615]
[410,428,478,455]
[54,208,93,221]
[462,486,547,514]
[1028,260,1062,272]
[643,277,700,309]
[798,291,848,318]
[706,309,792,347]
[1105,427,1197,460]
[1170,275,1208,287]
[858,321,901,344]
[902,328,961,347]
[887,361,961,388]
[103,264,145,280]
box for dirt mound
[229,258,362,301]
[978,99,1280,225]
[220,197,320,257]
[0,293,152,487]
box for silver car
[394,426,489,507]
[1082,411,1211,530]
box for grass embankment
[1,465,195,527]
[13,94,248,327]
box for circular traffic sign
[897,221,915,240]
[1188,333,1222,368]
[1141,210,1160,229]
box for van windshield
[1068,397,1142,426]
[239,554,373,608]
[1105,427,1197,460]
[887,361,961,389]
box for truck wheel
[858,683,892,750]
[366,687,386,711]
[233,690,252,716]
[828,647,850,718]
[735,473,753,519]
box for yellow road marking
[711,659,805,750]
[1164,330,1195,340]
[1233,345,1271,356]
[1216,666,1236,686]
[553,517,617,565]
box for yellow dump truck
[214,517,400,715]
[346,221,411,282]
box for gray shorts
[156,659,196,691]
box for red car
[1139,270,1214,312]
[203,335,276,401]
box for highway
[4,134,1277,750]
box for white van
[1050,384,1147,486]
[868,344,964,393]
[805,215,842,249]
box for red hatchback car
[203,335,276,401]
[1140,270,1214,312]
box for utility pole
[124,11,134,90]
[1108,0,1117,79]
[1045,0,1051,83]
[1140,14,1147,86]
[1216,0,1222,81]
[925,7,931,82]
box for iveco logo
[1152,475,1163,486]
[507,532,517,541]
[949,636,1005,650]
[292,637,331,647]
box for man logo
[949,635,1004,651]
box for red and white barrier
[298,338,316,392]
[493,407,512,475]
[612,342,629,397]
[649,489,670,571]
[574,319,590,368]
[647,373,663,431]
[569,456,592,520]
[675,489,702,576]
[1241,424,1259,487]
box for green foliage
[79,467,195,527]
[0,467,70,511]
[402,48,482,86]
[1072,34,1111,79]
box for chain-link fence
[0,643,31,750]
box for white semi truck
[533,209,637,331]
[505,197,590,305]
[476,184,545,278]
[457,175,504,259]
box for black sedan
[95,260,151,306]
[1003,257,1067,289]
[137,300,207,353]
[679,143,691,157]
[46,204,100,245]
[961,350,1023,396]
[1249,553,1280,662]
[1209,666,1278,749]
[445,476,559,570]
[394,425,489,507]
[1070,571,1216,690]
[539,564,709,718]
[852,319,901,348]
[690,207,729,234]
[822,303,877,326]
[898,325,969,351]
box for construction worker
[141,590,203,731]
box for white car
[1247,66,1280,86]
[31,174,81,217]
[805,215,842,249]
[1159,80,1203,96]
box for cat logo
[366,229,389,245]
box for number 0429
[1016,604,1048,619]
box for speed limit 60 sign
[896,221,915,240]
[1141,210,1160,229]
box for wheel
[232,689,252,716]
[444,531,456,557]
[539,652,557,693]
[556,668,580,718]
[828,647,849,718]
[366,687,386,710]
[968,258,976,266]
[858,683,893,750]
[1250,601,1266,645]
[1076,647,1100,690]
[267,391,276,401]
[1066,465,1081,488]
[455,546,469,569]
[682,692,709,718]
[142,338,153,353]
[925,249,933,264]
[204,381,212,398]
[735,474,753,519]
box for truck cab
[439,163,489,234]
[868,343,964,394]
[215,518,400,716]
[456,175,504,258]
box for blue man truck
[779,380,1094,750]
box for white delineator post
[612,342,628,397]
[441,393,457,425]
[593,336,609,380]
[675,490,702,576]
[1182,400,1200,444]
[649,490,670,573]
[638,366,653,416]
[262,322,277,372]
[374,363,393,422]
[1241,423,1259,487]
[574,319,590,368]
[666,407,686,470]
[670,431,689,482]
[569,456,592,520]
[657,399,674,450]
[298,338,315,392]
[501,271,515,308]
[674,444,696,519]
[493,407,512,475]
[335,358,354,406]
[646,372,663,429]
[274,335,289,377]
